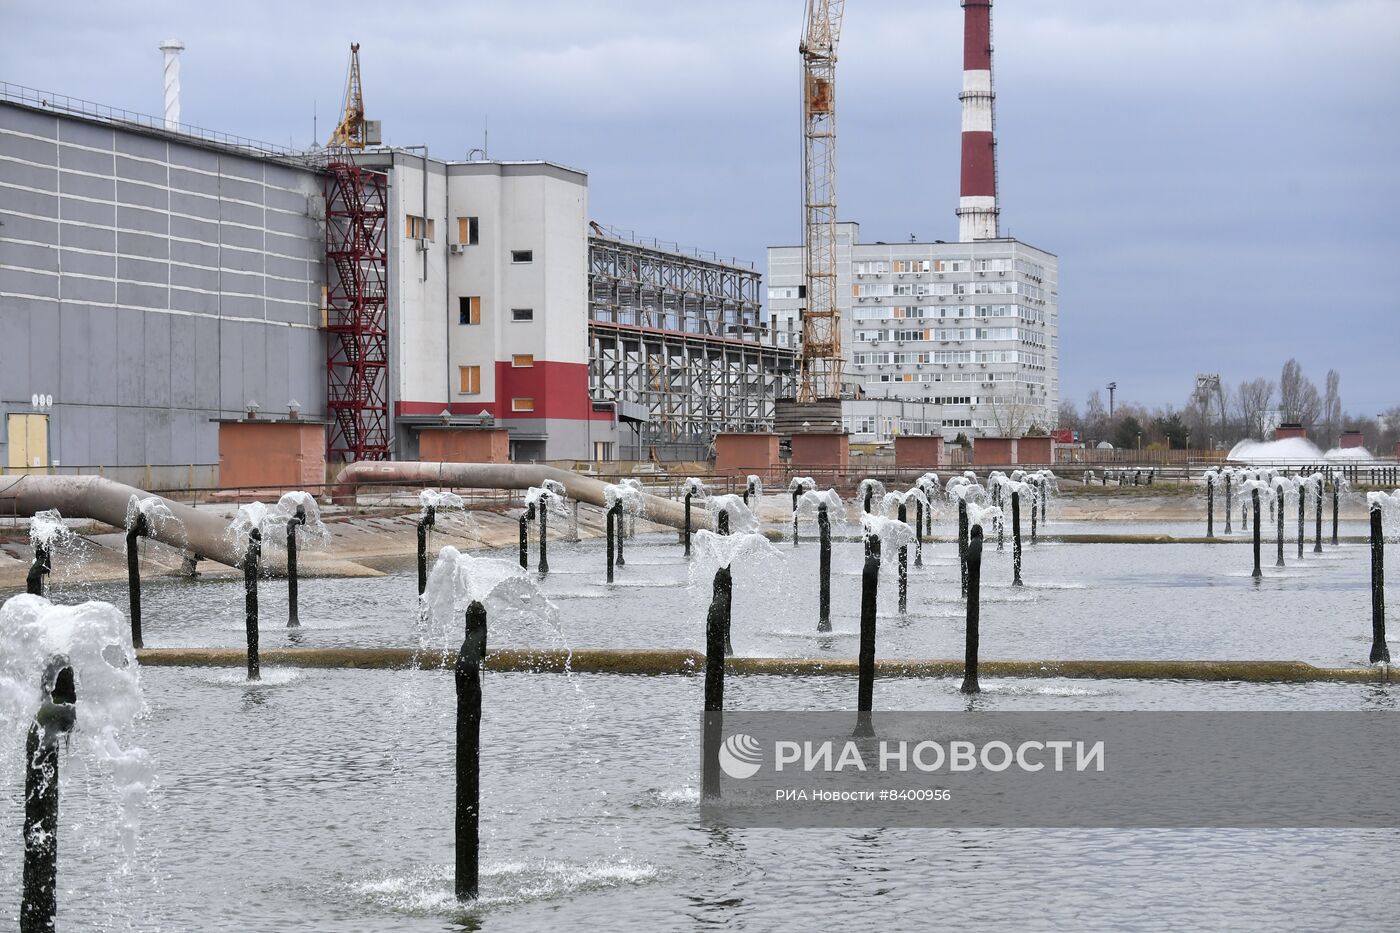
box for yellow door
[6,414,49,475]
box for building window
[458,216,479,245]
[406,215,434,240]
[459,296,481,325]
[511,308,534,322]
[511,250,533,263]
[459,365,481,395]
[512,354,534,368]
[512,397,535,412]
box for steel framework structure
[798,0,846,402]
[324,162,390,461]
[588,236,795,457]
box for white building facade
[358,151,618,461]
[768,222,1059,441]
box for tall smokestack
[957,0,998,241]
[158,39,185,130]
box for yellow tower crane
[328,43,367,149]
[798,0,846,402]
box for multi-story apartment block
[767,222,1059,441]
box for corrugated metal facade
[0,101,326,472]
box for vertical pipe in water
[1011,490,1023,587]
[1276,489,1286,568]
[518,505,532,570]
[1030,485,1038,543]
[684,492,693,557]
[126,513,148,648]
[702,566,732,799]
[27,543,50,597]
[914,499,923,567]
[1260,490,1271,577]
[606,503,617,583]
[1371,506,1389,664]
[855,535,881,737]
[792,489,801,546]
[1332,480,1340,546]
[958,500,969,598]
[287,505,305,628]
[21,658,75,933]
[616,504,627,565]
[417,505,435,597]
[717,510,729,537]
[817,504,832,633]
[1224,478,1233,534]
[455,600,486,901]
[897,503,908,615]
[244,528,261,681]
[538,502,549,575]
[961,525,983,694]
[1206,475,1214,539]
[1296,489,1304,560]
[1314,485,1323,554]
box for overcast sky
[5,1,1398,415]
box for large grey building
[768,222,1059,441]
[0,91,326,476]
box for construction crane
[328,43,367,149]
[797,0,846,402]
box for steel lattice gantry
[588,236,795,457]
[324,162,390,461]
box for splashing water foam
[0,595,153,858]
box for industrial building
[1,73,792,475]
[0,86,327,478]
[774,0,1061,444]
[587,229,794,460]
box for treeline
[1058,358,1399,452]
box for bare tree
[1084,390,1108,443]
[1278,358,1321,429]
[1057,399,1081,436]
[1322,369,1342,447]
[1235,378,1275,438]
[985,384,1035,437]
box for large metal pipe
[332,462,714,533]
[1,475,240,567]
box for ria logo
[718,733,763,779]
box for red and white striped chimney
[958,0,999,241]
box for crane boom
[797,0,846,402]
[328,43,366,149]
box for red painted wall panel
[960,131,996,197]
[395,359,614,422]
[963,0,992,71]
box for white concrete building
[767,222,1059,441]
[358,152,617,461]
